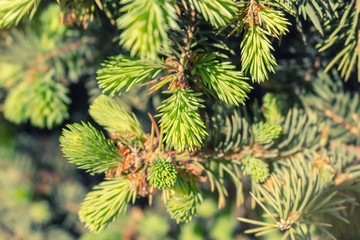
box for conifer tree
[1,0,360,239]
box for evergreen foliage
[263,92,283,123]
[318,0,360,80]
[79,177,136,232]
[235,3,290,82]
[0,4,94,128]
[147,154,177,190]
[241,155,269,183]
[97,55,167,96]
[89,94,146,142]
[302,71,360,144]
[157,88,207,152]
[60,122,122,173]
[188,0,237,28]
[0,0,39,28]
[192,53,251,106]
[252,121,282,144]
[117,0,179,59]
[3,73,70,128]
[2,0,360,239]
[166,178,202,223]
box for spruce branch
[188,0,237,28]
[257,7,290,37]
[157,88,207,152]
[0,4,92,128]
[89,95,147,143]
[231,3,290,82]
[252,121,283,144]
[295,0,338,35]
[117,0,180,59]
[147,154,177,190]
[3,81,29,125]
[3,74,70,129]
[302,72,360,144]
[263,93,283,123]
[318,0,360,81]
[239,154,354,239]
[166,177,201,223]
[97,55,167,96]
[57,0,106,28]
[241,25,277,82]
[79,177,136,232]
[60,122,122,173]
[0,0,40,28]
[192,53,251,106]
[26,76,70,129]
[241,155,269,183]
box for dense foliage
[1,0,360,239]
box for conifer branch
[60,122,122,173]
[3,73,70,129]
[192,53,251,106]
[188,0,237,28]
[166,177,202,223]
[157,88,207,152]
[89,95,147,143]
[147,154,177,190]
[229,3,290,82]
[117,0,180,59]
[252,122,283,144]
[241,25,277,82]
[317,0,360,81]
[79,177,136,232]
[97,55,167,96]
[0,0,40,28]
[263,93,283,123]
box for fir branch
[295,0,340,35]
[0,4,91,84]
[166,191,201,223]
[117,0,180,59]
[258,0,295,15]
[60,122,122,173]
[0,0,40,28]
[192,53,251,106]
[89,95,147,143]
[157,88,207,152]
[188,0,237,28]
[79,177,136,232]
[267,108,323,158]
[97,55,167,96]
[206,106,250,153]
[0,5,92,128]
[0,62,23,88]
